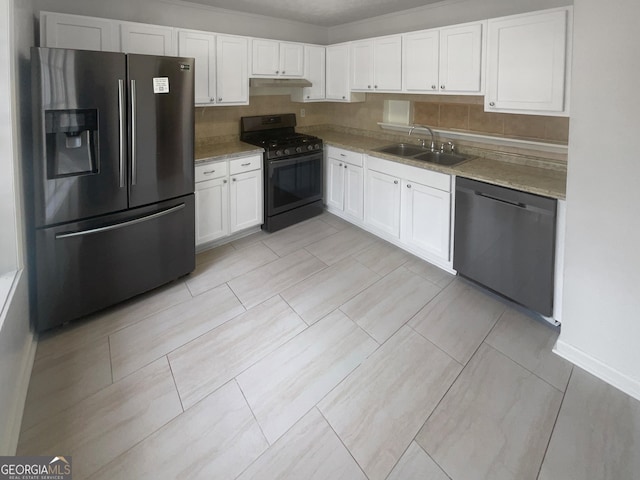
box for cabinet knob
[342,96,346,99]
[374,85,378,89]
[306,95,310,99]
[489,101,496,107]
[441,85,445,89]
[367,85,371,89]
[407,184,412,188]
[218,98,222,101]
[210,97,214,102]
[344,165,347,169]
[339,163,343,167]
[431,85,436,90]
[282,71,285,74]
[232,178,237,182]
[276,70,279,74]
[394,180,398,185]
[223,179,227,184]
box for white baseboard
[554,339,640,402]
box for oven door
[266,152,323,216]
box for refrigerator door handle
[55,204,185,240]
[118,79,126,188]
[130,79,137,186]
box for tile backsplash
[195,92,569,148]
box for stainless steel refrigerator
[27,47,196,332]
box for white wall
[0,0,37,455]
[556,0,640,400]
[328,0,572,43]
[33,0,328,44]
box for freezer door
[32,195,195,332]
[31,47,128,227]
[127,54,195,207]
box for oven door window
[268,154,323,215]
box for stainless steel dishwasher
[454,177,557,316]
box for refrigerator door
[31,47,128,227]
[127,54,195,208]
[33,195,195,332]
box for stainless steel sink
[375,143,429,157]
[374,143,469,166]
[412,151,469,166]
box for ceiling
[184,0,445,27]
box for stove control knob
[284,148,291,156]
[307,144,314,151]
[314,144,320,150]
[275,150,282,156]
[295,146,302,153]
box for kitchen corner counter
[314,129,567,200]
[195,141,264,164]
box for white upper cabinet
[351,35,402,92]
[325,44,365,103]
[216,35,249,105]
[178,30,216,105]
[119,22,176,56]
[251,39,304,77]
[40,12,117,51]
[177,31,248,106]
[485,7,571,115]
[403,22,483,94]
[291,45,326,102]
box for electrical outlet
[300,108,305,118]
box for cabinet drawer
[230,155,262,175]
[367,155,451,192]
[195,161,227,182]
[326,146,363,167]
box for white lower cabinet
[364,169,401,237]
[195,153,263,248]
[365,155,453,268]
[324,146,364,223]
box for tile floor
[17,212,640,480]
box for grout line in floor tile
[107,335,114,385]
[234,378,270,446]
[337,307,382,347]
[316,406,372,480]
[166,355,185,413]
[535,365,574,480]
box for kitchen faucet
[408,124,436,151]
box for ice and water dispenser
[45,108,98,178]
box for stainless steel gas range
[240,114,323,232]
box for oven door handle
[267,154,322,176]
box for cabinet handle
[394,180,398,185]
[431,85,436,90]
[340,154,346,157]
[441,85,445,89]
[407,184,412,188]
[218,97,222,101]
[489,101,496,107]
[203,170,216,175]
[241,162,251,166]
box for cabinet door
[41,12,117,51]
[120,22,175,55]
[230,170,263,232]
[401,180,451,262]
[326,157,345,211]
[344,164,364,221]
[279,42,304,77]
[486,9,568,113]
[301,45,325,100]
[439,23,483,93]
[326,45,350,101]
[217,35,249,105]
[351,40,373,90]
[365,169,401,238]
[373,36,402,91]
[178,30,216,105]
[195,177,228,245]
[252,39,280,76]
[402,30,439,92]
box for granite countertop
[313,129,567,200]
[193,130,567,199]
[195,141,263,164]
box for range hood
[249,78,312,88]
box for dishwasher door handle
[476,191,526,208]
